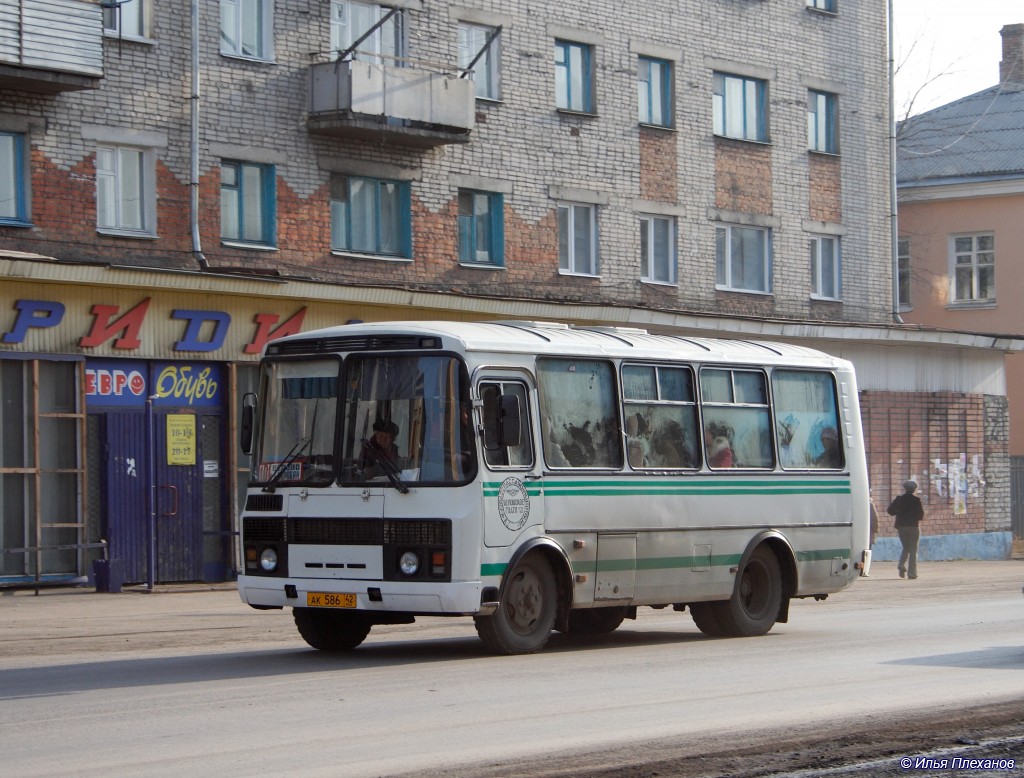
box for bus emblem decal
[497,477,531,531]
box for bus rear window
[772,370,843,469]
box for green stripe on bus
[481,550,850,578]
[483,479,851,498]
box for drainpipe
[888,0,903,324]
[190,0,209,270]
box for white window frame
[715,223,771,293]
[897,237,911,308]
[809,234,841,301]
[640,214,676,284]
[220,0,273,61]
[949,233,995,304]
[458,22,500,100]
[331,0,405,64]
[713,72,767,142]
[558,202,598,276]
[95,145,155,237]
[103,0,148,39]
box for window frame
[330,174,412,259]
[809,234,841,301]
[621,363,699,470]
[713,72,768,142]
[103,0,148,39]
[638,56,673,128]
[95,144,155,237]
[949,232,995,304]
[331,0,405,64]
[699,366,773,470]
[715,223,772,294]
[458,190,504,267]
[640,214,676,285]
[458,22,500,100]
[557,202,598,276]
[807,90,838,154]
[220,0,273,61]
[0,131,30,226]
[220,159,277,248]
[897,237,911,308]
[554,39,594,114]
[806,0,837,12]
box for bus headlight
[399,551,420,576]
[259,548,278,572]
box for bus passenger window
[699,367,773,468]
[621,364,698,470]
[538,358,622,469]
[481,381,534,469]
[771,370,843,470]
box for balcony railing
[0,0,103,93]
[309,57,474,147]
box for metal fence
[1011,457,1024,538]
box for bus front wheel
[294,608,372,651]
[475,554,557,654]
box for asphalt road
[2,559,1023,777]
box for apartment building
[0,0,1016,585]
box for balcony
[0,0,103,93]
[309,59,474,148]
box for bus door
[478,375,543,548]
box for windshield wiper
[262,435,311,493]
[360,438,410,494]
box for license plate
[306,592,357,608]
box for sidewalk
[2,559,1022,661]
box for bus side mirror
[240,392,256,455]
[483,392,522,450]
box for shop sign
[86,359,224,408]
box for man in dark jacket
[888,480,924,579]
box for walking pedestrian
[887,480,924,579]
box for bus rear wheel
[475,554,557,654]
[294,608,372,651]
[713,545,782,637]
[567,606,626,635]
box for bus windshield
[340,354,475,486]
[255,358,340,487]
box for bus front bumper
[237,575,485,616]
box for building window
[640,215,676,284]
[458,190,504,266]
[808,90,838,153]
[555,40,593,113]
[220,0,272,60]
[458,22,500,100]
[950,233,995,303]
[809,235,841,300]
[715,224,771,293]
[713,73,767,142]
[96,145,153,235]
[103,0,146,37]
[558,203,598,275]
[638,56,672,128]
[221,160,275,247]
[807,0,837,12]
[331,1,404,64]
[0,132,29,226]
[897,237,911,307]
[331,175,411,257]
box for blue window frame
[807,0,836,12]
[638,57,672,127]
[713,73,767,142]
[715,223,771,293]
[330,175,412,258]
[458,190,504,266]
[555,40,593,113]
[808,90,838,153]
[0,132,29,226]
[220,160,276,247]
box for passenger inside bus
[705,420,735,468]
[359,419,401,477]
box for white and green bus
[237,320,870,654]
